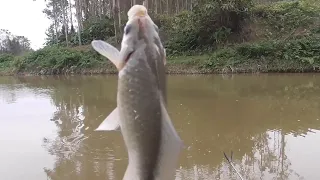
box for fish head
[127,4,147,19]
[117,5,166,72]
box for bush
[13,45,107,72]
[252,0,320,37]
[204,35,320,69]
[0,54,15,71]
[157,0,253,55]
[0,54,14,63]
[155,0,320,55]
[74,16,115,45]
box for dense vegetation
[0,0,320,75]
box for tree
[0,29,32,55]
[39,0,214,47]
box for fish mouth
[118,51,135,70]
[125,51,134,63]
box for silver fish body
[91,5,183,180]
[119,16,176,180]
[118,43,163,180]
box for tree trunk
[166,0,169,14]
[113,0,119,42]
[61,0,69,47]
[154,0,158,14]
[143,0,148,9]
[185,0,188,10]
[176,0,179,14]
[69,0,73,25]
[52,0,59,44]
[117,0,122,35]
[75,0,82,45]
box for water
[0,74,320,180]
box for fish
[91,4,183,180]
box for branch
[223,151,244,180]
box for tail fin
[95,107,121,131]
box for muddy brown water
[0,74,320,180]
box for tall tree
[0,29,32,55]
[112,0,120,42]
[60,0,69,46]
[74,0,82,45]
[40,0,204,46]
[43,0,61,44]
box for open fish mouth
[125,51,134,64]
[118,50,135,71]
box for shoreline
[1,62,320,76]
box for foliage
[252,0,320,38]
[0,54,14,63]
[41,0,320,55]
[0,45,110,74]
[159,0,253,55]
[0,54,14,72]
[2,0,320,75]
[42,0,143,47]
[42,0,71,45]
[44,14,116,47]
[161,0,320,55]
[204,35,320,70]
[72,16,115,45]
[0,29,32,55]
[21,46,106,70]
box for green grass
[200,35,320,73]
[167,54,211,65]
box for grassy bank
[1,0,320,76]
[2,36,320,75]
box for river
[0,74,319,180]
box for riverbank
[1,34,320,76]
[1,0,320,76]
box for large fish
[91,4,183,180]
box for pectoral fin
[95,107,121,131]
[91,40,120,68]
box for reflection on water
[1,74,320,180]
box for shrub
[14,45,106,71]
[204,35,320,69]
[0,54,15,63]
[157,0,253,55]
[75,16,115,45]
[252,0,320,37]
[0,54,15,70]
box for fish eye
[124,25,131,35]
